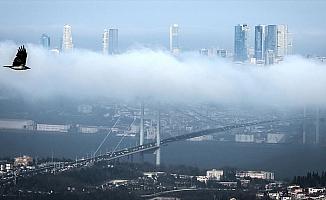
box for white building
[276,24,288,60]
[5,163,13,171]
[196,175,208,183]
[236,170,274,180]
[235,134,254,143]
[170,24,180,55]
[267,133,285,143]
[62,24,73,52]
[206,169,224,181]
[36,124,70,133]
[308,187,326,194]
[78,126,99,134]
[102,29,109,54]
[0,119,34,130]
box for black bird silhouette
[3,45,30,70]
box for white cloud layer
[0,41,325,107]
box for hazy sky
[0,0,325,54]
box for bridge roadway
[0,118,303,186]
[94,118,279,162]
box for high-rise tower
[234,24,249,62]
[102,29,109,54]
[40,34,50,49]
[170,24,180,55]
[265,24,289,63]
[276,24,288,60]
[108,28,118,55]
[62,24,73,52]
[254,25,266,63]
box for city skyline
[0,1,325,55]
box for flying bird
[3,45,30,70]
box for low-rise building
[308,187,326,194]
[236,170,274,180]
[78,126,99,134]
[14,155,33,166]
[235,134,254,143]
[36,124,70,133]
[206,169,224,181]
[0,119,34,130]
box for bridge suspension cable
[93,116,121,157]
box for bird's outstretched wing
[12,45,27,66]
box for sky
[0,0,326,55]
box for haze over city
[0,1,325,200]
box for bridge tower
[316,107,320,144]
[303,106,306,144]
[155,109,161,166]
[140,102,145,161]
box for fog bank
[0,42,325,107]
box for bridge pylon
[155,109,161,166]
[140,102,145,162]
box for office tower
[265,25,277,54]
[265,50,275,65]
[62,24,73,52]
[254,25,266,63]
[276,24,288,59]
[287,32,293,55]
[170,24,180,55]
[234,24,249,62]
[108,28,118,55]
[102,29,109,54]
[40,34,50,49]
[265,24,289,62]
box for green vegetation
[292,171,326,187]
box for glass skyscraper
[234,24,249,62]
[40,34,50,49]
[254,25,266,62]
[108,28,119,55]
[265,25,278,55]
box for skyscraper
[169,24,180,55]
[102,29,109,55]
[265,24,289,63]
[40,34,50,49]
[276,24,288,59]
[254,25,266,63]
[234,24,249,62]
[108,28,118,55]
[62,24,73,52]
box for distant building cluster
[1,155,34,175]
[195,169,274,184]
[234,24,292,65]
[257,185,326,200]
[37,23,300,64]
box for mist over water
[0,41,325,107]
